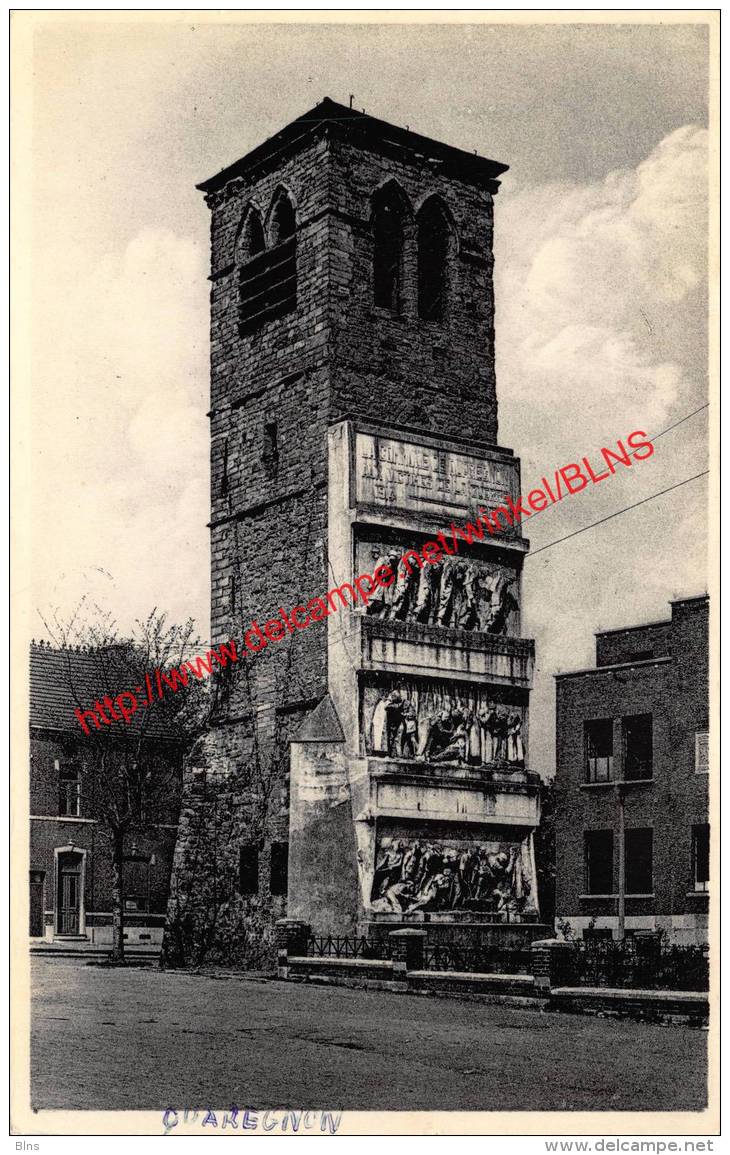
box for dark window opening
[58,764,81,817]
[229,573,237,615]
[625,828,653,894]
[373,195,405,312]
[237,210,266,264]
[238,196,296,335]
[269,194,296,245]
[212,660,234,712]
[239,845,259,895]
[585,830,614,894]
[123,857,151,913]
[418,199,451,321]
[263,421,278,465]
[582,928,613,941]
[585,718,614,783]
[623,714,653,780]
[692,823,709,892]
[270,842,289,896]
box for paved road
[31,958,706,1113]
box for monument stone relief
[370,828,535,916]
[363,677,526,767]
[356,540,519,635]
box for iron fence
[306,935,391,961]
[423,943,534,975]
[571,939,709,991]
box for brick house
[554,595,709,944]
[29,642,184,945]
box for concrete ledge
[550,987,709,1023]
[285,973,404,992]
[286,956,395,986]
[555,986,707,1002]
[408,970,542,1005]
[409,969,535,993]
[285,956,399,991]
[288,956,393,971]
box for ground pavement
[31,958,707,1114]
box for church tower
[165,100,544,966]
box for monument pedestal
[288,420,545,942]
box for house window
[695,731,709,773]
[58,762,81,817]
[417,197,451,321]
[237,194,296,335]
[625,828,653,894]
[270,842,288,896]
[582,927,613,942]
[585,719,613,783]
[692,824,709,892]
[584,830,614,894]
[123,858,151,912]
[239,845,259,895]
[372,185,406,312]
[623,714,653,780]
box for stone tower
[164,99,544,967]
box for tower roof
[198,97,509,195]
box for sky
[24,15,711,774]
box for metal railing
[571,939,709,991]
[306,935,391,961]
[423,943,534,975]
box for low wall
[408,970,543,1005]
[363,919,552,951]
[276,925,708,1024]
[550,987,709,1023]
[285,957,398,991]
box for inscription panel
[355,432,519,519]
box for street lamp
[616,781,626,941]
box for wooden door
[58,870,80,934]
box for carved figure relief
[370,832,533,915]
[364,679,527,768]
[359,543,518,635]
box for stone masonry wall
[164,120,503,967]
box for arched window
[372,183,408,313]
[268,192,296,246]
[417,197,452,321]
[236,208,265,264]
[237,193,297,334]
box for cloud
[494,126,709,774]
[496,125,708,466]
[31,228,211,636]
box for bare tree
[38,599,206,963]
